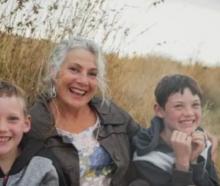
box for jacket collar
[38,94,125,127]
[88,97,125,125]
[134,116,165,156]
[0,136,43,176]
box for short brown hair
[0,80,28,115]
[154,74,203,108]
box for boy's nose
[183,106,194,115]
[0,120,8,131]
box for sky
[113,0,220,66]
[0,0,220,66]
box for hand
[171,130,192,171]
[190,130,206,162]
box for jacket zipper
[3,175,9,186]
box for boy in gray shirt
[0,80,66,186]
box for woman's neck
[49,99,97,133]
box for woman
[29,37,140,186]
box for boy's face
[0,96,31,159]
[155,88,202,135]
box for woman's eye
[88,71,97,77]
[69,67,79,73]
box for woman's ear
[154,103,164,118]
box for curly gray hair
[44,37,108,101]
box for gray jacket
[29,95,140,186]
[0,136,66,186]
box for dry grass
[107,54,220,173]
[0,33,220,172]
[107,55,184,125]
[0,32,54,101]
[107,55,220,126]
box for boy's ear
[23,115,31,133]
[154,103,164,118]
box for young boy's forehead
[170,87,195,94]
[0,95,27,114]
[167,88,202,102]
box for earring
[51,83,57,98]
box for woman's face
[54,48,98,109]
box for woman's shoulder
[29,94,52,123]
[91,96,130,115]
[91,96,135,122]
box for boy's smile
[0,96,30,159]
[156,88,202,136]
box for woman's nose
[76,73,89,84]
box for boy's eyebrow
[171,98,200,103]
[192,96,201,101]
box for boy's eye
[193,102,201,108]
[174,104,183,108]
[7,116,19,122]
